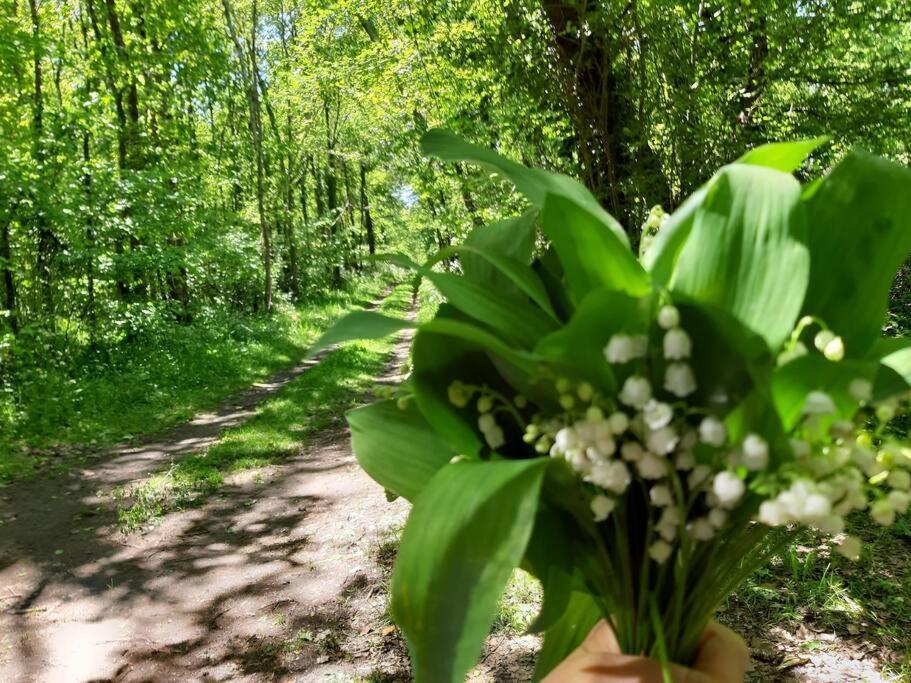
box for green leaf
[535,288,644,393]
[372,252,422,270]
[523,506,576,634]
[772,355,877,430]
[642,185,708,287]
[540,193,650,301]
[867,337,911,400]
[432,244,558,321]
[392,458,549,683]
[675,298,775,410]
[411,326,486,457]
[420,129,629,247]
[347,400,455,502]
[308,310,414,357]
[425,271,557,348]
[669,164,810,350]
[532,591,603,681]
[461,210,538,289]
[736,137,829,172]
[801,151,911,355]
[420,317,540,375]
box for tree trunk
[0,223,17,334]
[540,0,631,226]
[360,162,375,256]
[222,0,272,312]
[29,0,56,316]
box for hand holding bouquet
[314,132,911,681]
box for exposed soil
[0,302,904,681]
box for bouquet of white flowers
[312,131,911,682]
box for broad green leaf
[736,137,829,172]
[372,252,421,270]
[532,591,603,681]
[536,246,573,321]
[540,194,650,301]
[392,458,549,683]
[308,310,414,357]
[867,337,911,400]
[432,244,558,320]
[772,355,876,429]
[535,288,643,393]
[676,298,775,410]
[347,400,455,501]
[425,271,557,348]
[523,506,576,634]
[420,317,540,375]
[641,185,709,286]
[421,129,629,247]
[670,164,809,351]
[411,326,485,457]
[801,152,911,355]
[461,210,538,290]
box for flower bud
[658,305,680,330]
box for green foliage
[0,274,387,482]
[390,458,548,683]
[321,133,911,679]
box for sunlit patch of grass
[372,524,403,572]
[722,512,911,675]
[492,569,543,635]
[117,283,413,531]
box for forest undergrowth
[0,273,393,484]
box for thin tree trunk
[29,0,56,315]
[360,162,375,256]
[222,0,272,312]
[0,223,17,334]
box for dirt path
[0,294,426,682]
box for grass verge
[721,513,911,679]
[116,282,414,531]
[0,274,391,484]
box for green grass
[0,274,392,484]
[116,282,414,531]
[721,513,911,678]
[492,569,544,635]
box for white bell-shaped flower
[586,460,631,494]
[663,328,692,360]
[741,434,769,470]
[591,494,615,522]
[646,425,679,455]
[649,539,674,563]
[804,390,836,415]
[699,416,726,447]
[649,484,674,507]
[642,399,673,430]
[620,375,652,409]
[664,362,697,397]
[712,471,745,508]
